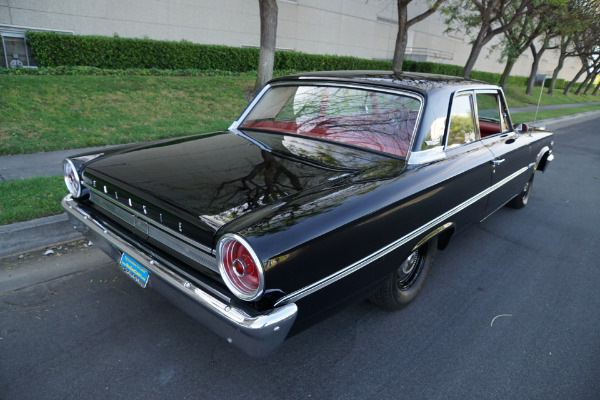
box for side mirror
[514,123,528,135]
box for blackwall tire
[370,236,437,310]
[508,174,534,209]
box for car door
[475,90,531,215]
[441,91,496,227]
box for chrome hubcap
[400,251,418,275]
[522,179,531,201]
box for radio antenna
[532,74,546,130]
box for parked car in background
[62,71,554,358]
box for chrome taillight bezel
[63,158,82,198]
[217,233,265,301]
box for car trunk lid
[82,131,359,249]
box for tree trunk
[548,53,566,96]
[574,72,592,95]
[583,72,597,95]
[500,58,517,88]
[251,0,278,99]
[593,80,600,96]
[526,44,546,96]
[462,26,489,78]
[392,1,409,74]
[563,65,587,96]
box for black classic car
[62,71,554,358]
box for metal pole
[532,76,546,129]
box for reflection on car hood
[82,131,373,241]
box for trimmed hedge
[26,31,391,72]
[0,66,249,76]
[26,31,563,87]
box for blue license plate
[119,253,149,288]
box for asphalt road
[2,117,599,399]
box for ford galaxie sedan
[62,71,553,357]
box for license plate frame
[119,253,150,288]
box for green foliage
[0,176,65,225]
[0,66,248,76]
[22,31,567,87]
[0,75,251,155]
[27,31,260,70]
[26,31,392,72]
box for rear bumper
[62,194,297,358]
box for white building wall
[0,0,582,81]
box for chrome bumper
[62,195,297,358]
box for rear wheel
[370,237,437,310]
[508,173,534,209]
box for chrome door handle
[492,159,505,165]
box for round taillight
[63,158,82,198]
[217,234,264,301]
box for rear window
[241,85,421,157]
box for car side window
[447,94,476,148]
[475,91,510,137]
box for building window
[1,33,36,68]
[1,25,73,68]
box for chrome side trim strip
[274,165,529,307]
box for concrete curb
[0,213,82,258]
[2,111,599,258]
[526,109,600,130]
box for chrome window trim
[86,185,216,261]
[408,85,511,164]
[444,90,477,149]
[229,83,272,131]
[230,81,425,161]
[473,89,512,135]
[274,164,530,307]
[406,146,446,165]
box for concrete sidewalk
[0,145,114,182]
[1,107,600,259]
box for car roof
[268,70,494,94]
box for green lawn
[1,74,599,156]
[511,105,600,124]
[0,176,65,225]
[504,85,600,108]
[0,75,252,155]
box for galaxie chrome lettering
[85,185,216,261]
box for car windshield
[240,85,421,158]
